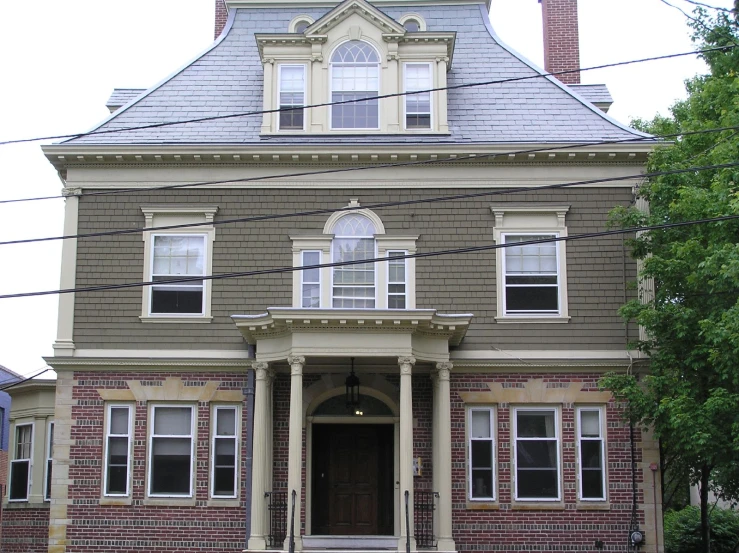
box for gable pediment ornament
[305,0,405,37]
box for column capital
[435,362,452,381]
[287,355,305,375]
[398,356,416,375]
[253,361,270,380]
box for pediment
[306,0,405,37]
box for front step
[303,535,398,550]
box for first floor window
[468,408,495,500]
[10,423,32,501]
[404,63,432,129]
[578,407,606,500]
[387,251,406,309]
[301,251,321,308]
[212,406,238,498]
[45,422,54,501]
[278,65,306,130]
[514,408,560,500]
[149,406,194,497]
[151,235,206,315]
[105,405,132,496]
[503,234,559,315]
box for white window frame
[467,407,496,502]
[44,421,54,501]
[140,206,217,322]
[403,62,433,131]
[501,232,560,316]
[301,250,322,308]
[211,405,240,499]
[513,407,561,502]
[577,406,607,501]
[329,40,381,131]
[277,64,307,131]
[148,404,196,498]
[387,250,407,309]
[149,233,207,316]
[491,206,570,322]
[103,404,133,497]
[330,214,378,308]
[9,422,33,502]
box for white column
[248,362,271,551]
[430,370,441,541]
[261,59,274,133]
[398,356,416,551]
[435,362,455,551]
[285,355,305,551]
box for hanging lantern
[345,357,361,414]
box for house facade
[36,0,663,552]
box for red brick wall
[65,371,249,552]
[1,506,50,553]
[214,0,228,39]
[451,373,643,553]
[541,0,581,84]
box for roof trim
[59,8,239,145]
[477,4,653,141]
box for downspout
[244,352,256,546]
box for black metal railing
[265,491,287,548]
[289,489,296,553]
[404,490,411,553]
[414,490,439,548]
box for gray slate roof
[570,84,613,111]
[65,3,647,146]
[106,89,146,113]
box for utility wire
[2,123,739,206]
[0,44,735,147]
[681,0,735,13]
[2,214,739,301]
[658,0,739,44]
[3,160,738,247]
[0,368,53,392]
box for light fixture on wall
[345,357,361,415]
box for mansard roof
[61,0,649,146]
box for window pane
[471,440,493,468]
[302,284,320,307]
[214,467,236,496]
[582,469,604,499]
[471,411,491,438]
[471,469,493,498]
[107,465,128,495]
[45,459,53,500]
[9,461,29,500]
[388,295,405,309]
[110,408,129,435]
[506,286,558,312]
[517,469,558,499]
[154,407,191,435]
[151,440,191,495]
[151,288,203,314]
[517,411,556,438]
[580,410,600,437]
[109,436,129,465]
[581,441,602,469]
[216,409,236,436]
[516,441,558,469]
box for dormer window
[404,63,432,129]
[402,18,420,32]
[294,20,310,33]
[330,41,380,130]
[278,65,306,130]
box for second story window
[330,41,380,130]
[151,235,206,315]
[502,234,560,315]
[278,65,306,131]
[332,214,376,308]
[404,63,432,129]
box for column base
[247,536,267,550]
[436,537,456,551]
[397,536,417,552]
[283,535,303,551]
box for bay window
[9,423,32,501]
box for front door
[312,424,393,535]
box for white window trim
[44,421,54,502]
[103,404,133,497]
[467,407,496,502]
[140,206,217,323]
[492,206,570,322]
[147,404,196,498]
[398,13,427,31]
[329,40,382,131]
[288,14,314,33]
[277,63,307,132]
[512,406,561,502]
[403,62,433,131]
[577,406,607,502]
[211,405,240,499]
[9,422,33,502]
[290,204,417,309]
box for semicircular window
[313,394,393,416]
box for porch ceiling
[231,308,472,363]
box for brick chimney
[539,0,580,84]
[215,0,228,39]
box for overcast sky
[0,0,731,376]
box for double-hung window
[104,405,132,496]
[278,65,306,130]
[502,234,560,315]
[404,63,432,129]
[468,408,495,501]
[330,41,380,129]
[301,251,321,308]
[332,214,376,308]
[514,408,560,500]
[150,235,206,315]
[45,422,54,501]
[212,406,238,498]
[9,423,32,501]
[578,407,606,501]
[149,406,194,497]
[387,251,407,309]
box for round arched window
[294,20,310,33]
[330,41,380,129]
[403,19,420,32]
[332,213,376,308]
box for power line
[3,159,738,247]
[0,368,53,392]
[3,123,739,206]
[658,0,739,44]
[681,0,735,13]
[2,214,738,301]
[0,44,734,147]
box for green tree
[602,8,739,553]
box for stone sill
[140,316,213,324]
[495,316,571,324]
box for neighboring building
[0,365,22,496]
[39,0,663,552]
[1,379,56,553]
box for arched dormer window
[330,41,380,130]
[332,213,376,308]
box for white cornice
[44,356,253,372]
[227,0,491,10]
